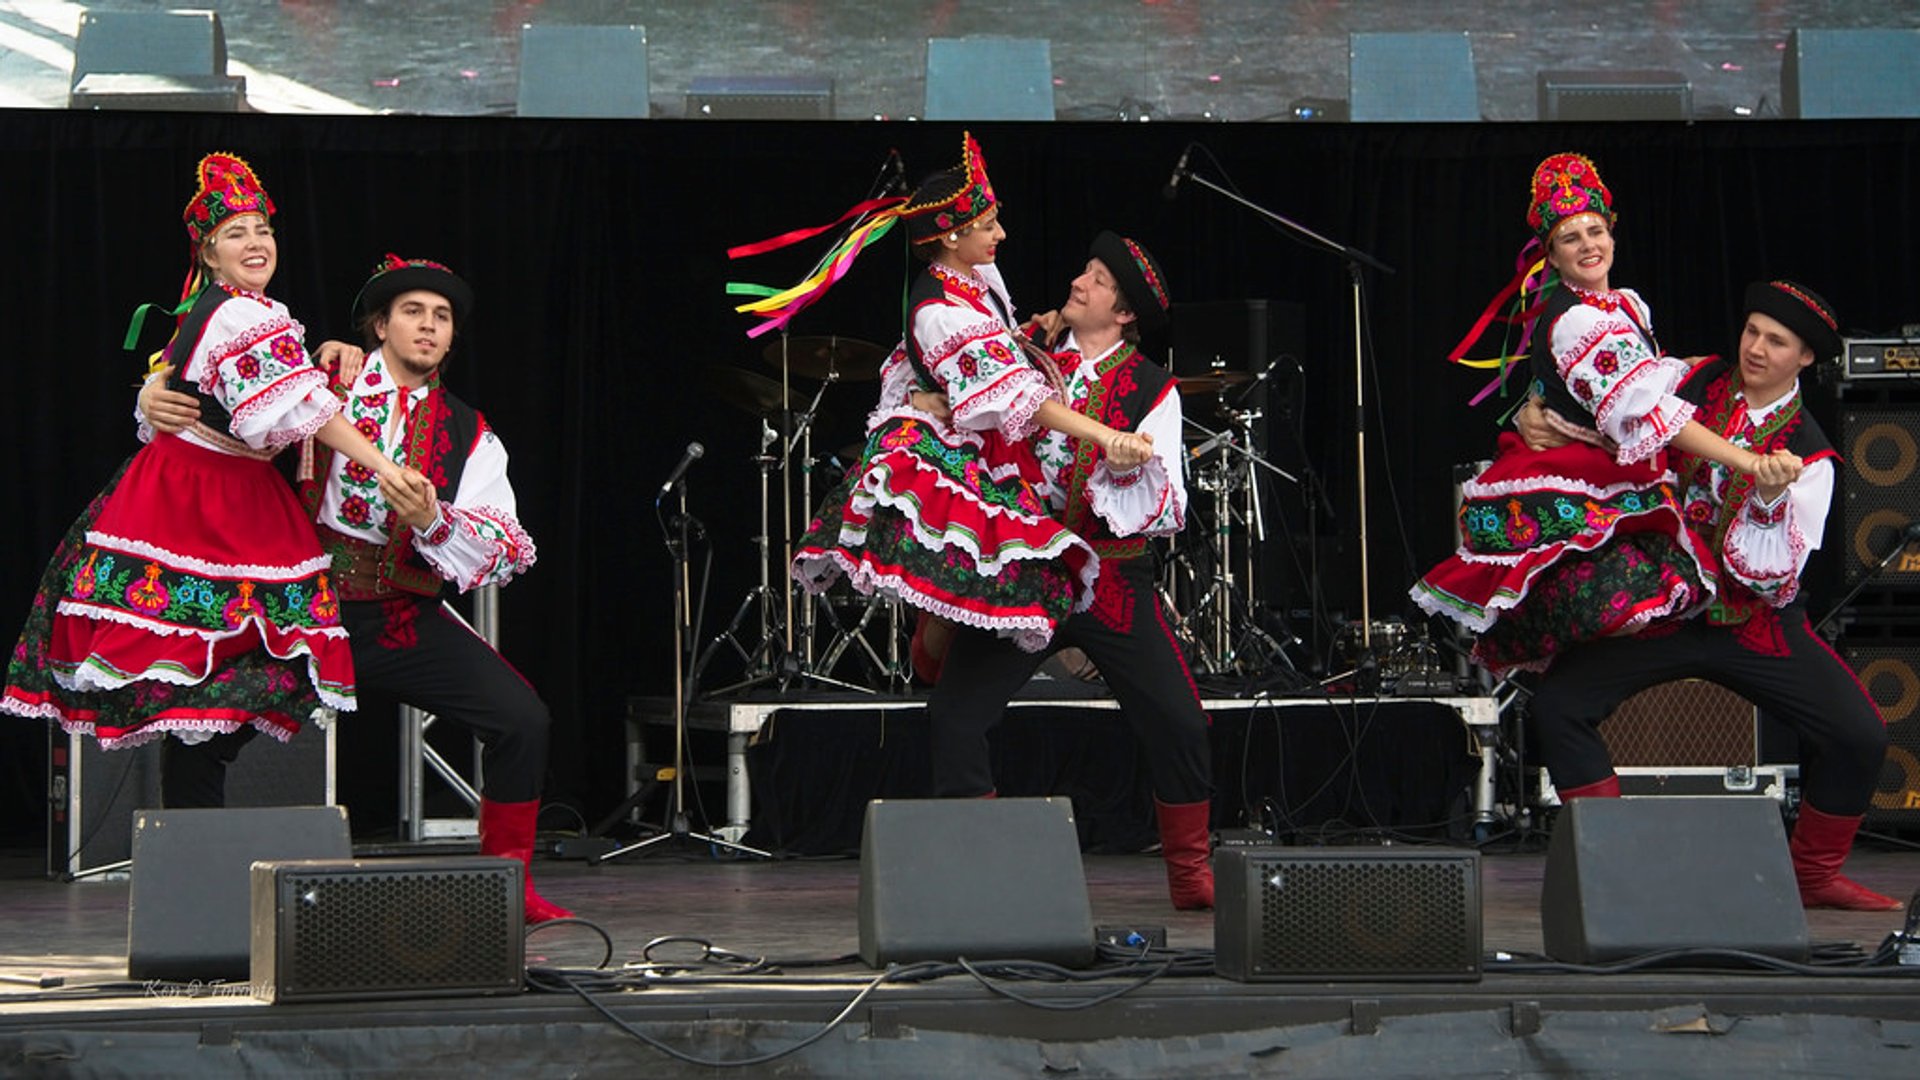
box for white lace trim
[83,533,333,581]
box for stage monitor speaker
[686,75,833,119]
[71,9,227,86]
[1782,29,1920,119]
[924,37,1054,121]
[858,797,1093,968]
[1214,847,1481,982]
[49,722,336,881]
[251,856,524,1003]
[1602,679,1757,767]
[1348,32,1478,122]
[516,24,649,118]
[1536,69,1691,121]
[1541,797,1808,964]
[1842,642,1920,825]
[1840,407,1920,588]
[69,73,246,112]
[127,806,352,982]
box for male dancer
[919,232,1215,910]
[1517,280,1897,911]
[142,256,573,923]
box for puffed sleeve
[1719,457,1834,608]
[1086,384,1188,537]
[912,298,1057,441]
[186,296,337,451]
[409,420,538,592]
[1548,290,1694,465]
[868,342,917,427]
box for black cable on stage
[1488,944,1920,978]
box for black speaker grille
[1247,854,1479,977]
[1841,408,1920,586]
[1844,643,1920,824]
[279,864,519,994]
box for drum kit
[695,332,912,697]
[689,337,1340,698]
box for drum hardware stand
[695,405,868,698]
[599,480,769,863]
[1180,409,1303,681]
[1173,155,1394,664]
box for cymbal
[763,335,886,382]
[711,366,791,417]
[711,367,840,437]
[1177,371,1254,395]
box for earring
[947,233,958,242]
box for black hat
[1088,231,1170,331]
[1744,280,1841,362]
[350,253,474,324]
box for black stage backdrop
[2,110,1917,840]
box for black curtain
[3,110,1916,841]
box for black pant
[1529,609,1887,814]
[337,596,553,803]
[926,557,1212,803]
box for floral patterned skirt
[792,416,1098,653]
[2,436,356,749]
[1409,432,1718,676]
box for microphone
[1905,521,1920,544]
[657,441,705,498]
[1161,144,1193,201]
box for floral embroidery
[222,580,261,628]
[236,354,261,380]
[340,494,372,526]
[125,563,170,613]
[70,552,99,601]
[269,335,304,365]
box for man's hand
[910,389,953,422]
[1104,430,1154,470]
[313,340,366,390]
[1514,395,1573,453]
[1023,310,1064,349]
[380,468,440,532]
[1752,449,1803,503]
[138,366,203,435]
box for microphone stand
[599,480,769,863]
[1813,523,1920,639]
[1177,167,1394,665]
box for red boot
[1790,802,1903,911]
[910,612,951,686]
[1557,774,1621,800]
[479,797,576,924]
[1155,797,1214,911]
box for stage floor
[3,842,1919,1076]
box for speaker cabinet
[127,806,352,982]
[516,24,650,118]
[1840,407,1920,589]
[1214,847,1481,982]
[1783,29,1920,119]
[1843,643,1920,825]
[858,798,1093,968]
[1536,69,1691,121]
[924,38,1054,121]
[686,75,833,119]
[50,723,335,880]
[68,10,243,111]
[1542,797,1807,964]
[251,857,524,1003]
[1348,32,1478,122]
[1602,679,1757,767]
